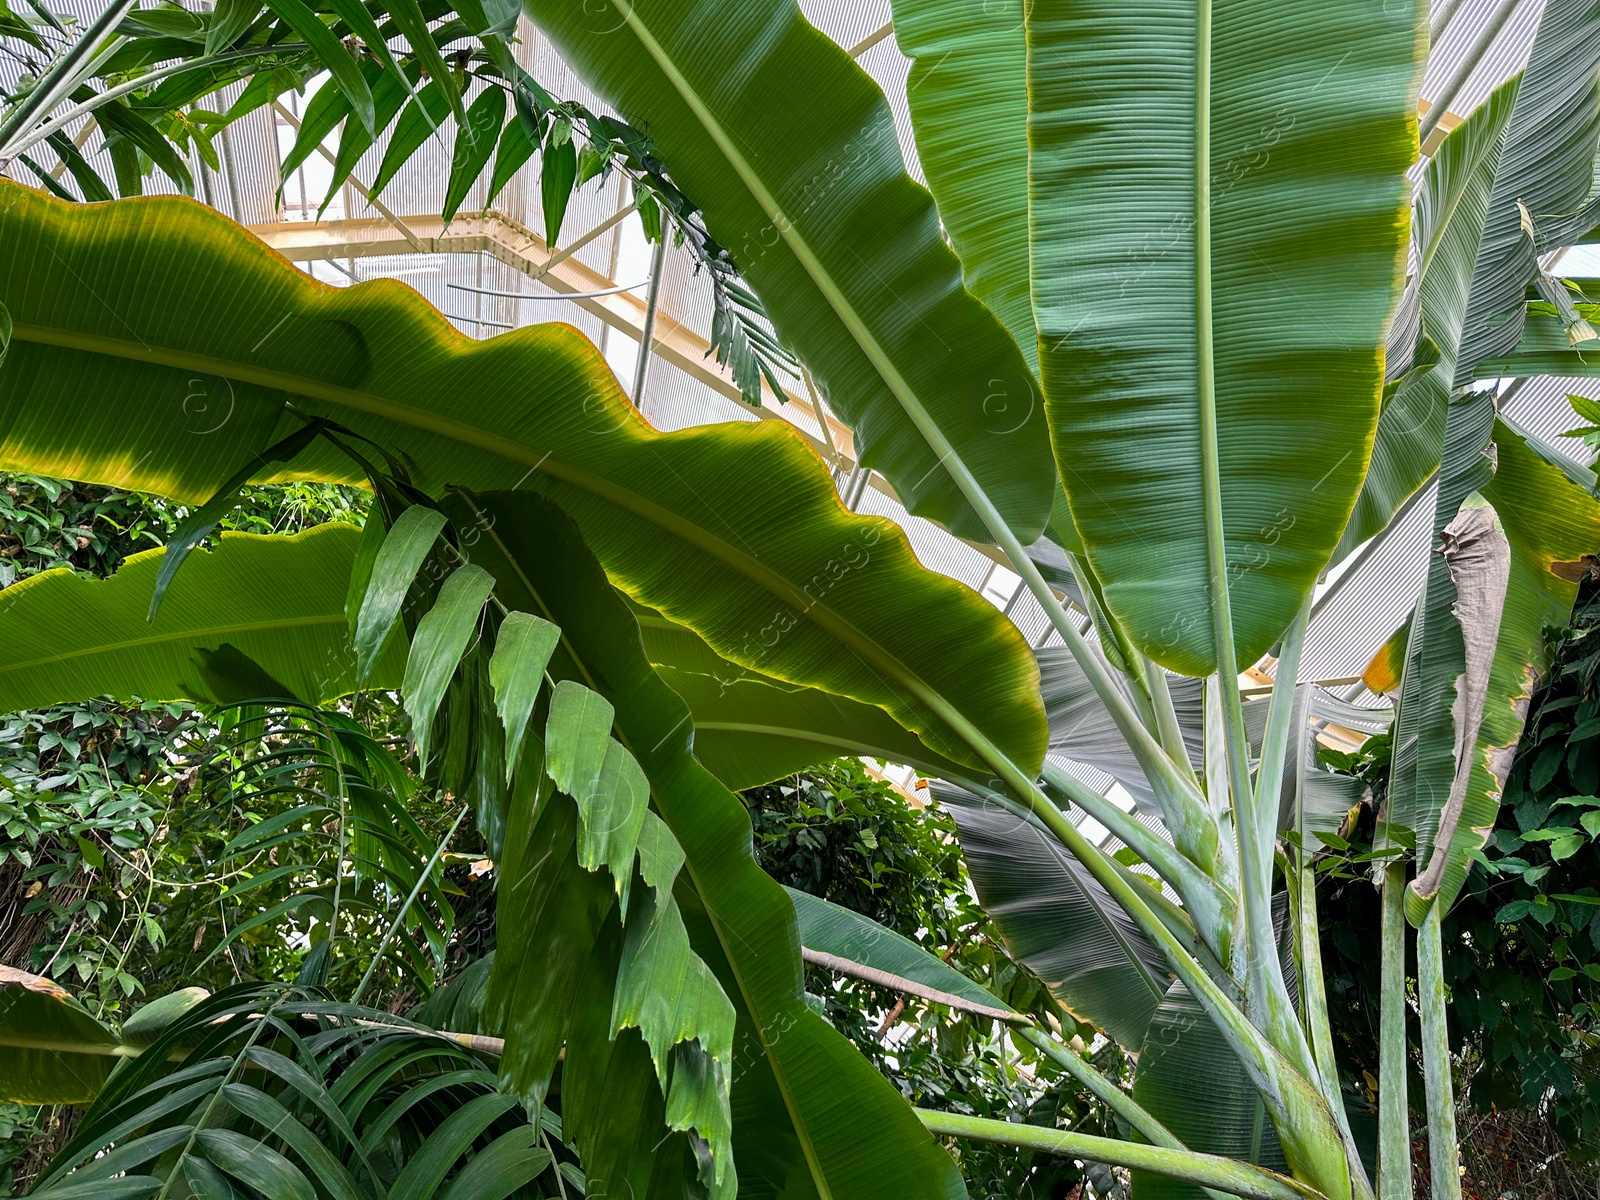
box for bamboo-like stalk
[0,48,295,164]
[1377,862,1414,1200]
[0,0,138,159]
[351,805,468,1006]
[1417,902,1461,1200]
[915,1108,1331,1200]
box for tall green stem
[352,805,467,1006]
[914,1108,1328,1200]
[1041,759,1232,952]
[0,49,295,163]
[1377,862,1414,1200]
[1145,657,1198,775]
[1192,0,1315,1088]
[1417,902,1460,1200]
[0,0,137,160]
[1013,1025,1187,1151]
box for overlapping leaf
[0,183,1046,778]
[521,0,1056,544]
[1028,0,1420,673]
[891,0,1036,371]
[0,525,403,710]
[450,488,969,1200]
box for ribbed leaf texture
[891,0,1036,371]
[1028,0,1422,673]
[0,526,402,709]
[520,0,1057,545]
[0,182,1046,780]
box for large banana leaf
[1027,0,1421,674]
[785,887,1015,1014]
[0,966,124,1104]
[1340,78,1518,555]
[1398,423,1600,921]
[891,0,1035,372]
[931,780,1171,1049]
[519,0,1056,546]
[0,525,403,710]
[654,665,969,790]
[1387,388,1498,908]
[1474,307,1600,377]
[1039,646,1204,816]
[0,183,1047,778]
[442,489,969,1200]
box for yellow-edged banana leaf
[519,0,1056,546]
[441,488,969,1200]
[0,526,404,711]
[1398,422,1600,922]
[1341,79,1518,555]
[891,0,1035,372]
[0,966,125,1105]
[0,183,1047,778]
[1027,0,1421,675]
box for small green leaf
[1581,810,1600,840]
[44,133,113,203]
[489,612,560,781]
[371,84,452,198]
[1550,833,1586,862]
[326,0,402,76]
[262,0,374,133]
[576,739,650,906]
[444,86,507,223]
[437,1127,551,1200]
[75,836,103,869]
[540,130,577,248]
[635,810,684,904]
[385,0,463,124]
[402,564,496,763]
[389,1094,517,1200]
[353,505,447,680]
[487,115,537,209]
[345,511,388,640]
[149,420,328,619]
[545,680,613,799]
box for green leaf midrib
[10,319,960,757]
[602,0,1002,537]
[0,611,345,676]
